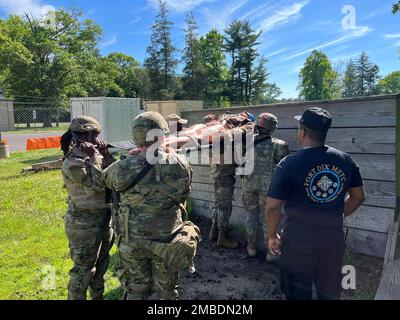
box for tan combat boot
[216,231,239,249]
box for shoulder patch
[68,158,87,168]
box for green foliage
[199,29,230,107]
[299,50,338,101]
[343,59,357,97]
[377,71,400,94]
[353,52,380,96]
[182,13,207,100]
[0,9,108,99]
[144,0,178,100]
[393,1,400,14]
[224,20,281,105]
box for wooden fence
[181,94,399,258]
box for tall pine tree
[224,19,272,105]
[354,52,380,96]
[343,59,357,97]
[144,0,178,100]
[181,13,207,100]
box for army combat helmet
[68,115,101,133]
[132,111,169,146]
[256,113,278,135]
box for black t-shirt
[267,145,363,243]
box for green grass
[0,149,121,300]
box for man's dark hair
[300,124,327,144]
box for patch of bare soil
[180,215,383,300]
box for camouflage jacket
[62,147,110,211]
[242,136,289,193]
[102,149,193,242]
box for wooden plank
[352,154,395,182]
[344,206,394,234]
[182,96,397,129]
[191,155,395,182]
[192,197,387,258]
[375,260,397,299]
[363,181,396,209]
[193,178,397,209]
[190,187,393,233]
[384,221,399,265]
[390,258,400,299]
[275,127,395,155]
[345,227,387,258]
[396,96,400,221]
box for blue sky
[1,0,399,98]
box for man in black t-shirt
[266,107,365,300]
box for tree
[251,57,281,103]
[105,52,141,97]
[144,0,178,100]
[223,19,275,105]
[0,9,118,126]
[224,20,243,104]
[342,59,357,97]
[181,13,207,100]
[393,1,400,14]
[377,71,400,94]
[354,52,380,96]
[298,50,337,101]
[199,29,229,107]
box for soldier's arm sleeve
[102,156,143,191]
[67,158,105,192]
[273,141,290,165]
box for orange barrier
[26,136,61,151]
[0,139,8,145]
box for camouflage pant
[242,190,269,252]
[64,208,114,300]
[242,190,285,251]
[212,175,236,231]
[116,240,179,300]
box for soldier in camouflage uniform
[241,113,289,259]
[102,111,193,300]
[207,112,253,249]
[61,116,115,300]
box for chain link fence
[0,100,70,174]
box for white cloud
[280,26,373,62]
[364,6,388,20]
[265,47,288,59]
[131,16,141,25]
[201,0,249,31]
[0,0,55,18]
[147,0,218,13]
[99,35,117,49]
[241,2,282,21]
[258,0,310,33]
[384,33,400,39]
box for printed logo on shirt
[304,164,347,203]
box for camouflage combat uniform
[241,113,289,256]
[62,141,114,300]
[210,164,236,233]
[208,112,256,249]
[102,112,193,300]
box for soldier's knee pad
[69,265,95,291]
